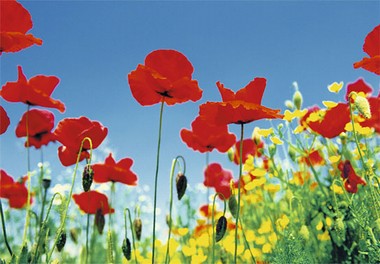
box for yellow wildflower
[322,101,338,108]
[270,136,283,145]
[328,81,344,93]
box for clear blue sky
[1,0,379,237]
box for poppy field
[1,1,380,263]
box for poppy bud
[166,214,171,227]
[176,173,187,200]
[285,100,294,110]
[215,216,227,242]
[56,231,67,252]
[133,218,142,241]
[42,177,51,190]
[353,94,371,119]
[95,209,105,234]
[293,89,303,110]
[227,147,234,162]
[228,195,238,218]
[288,147,296,161]
[70,228,78,244]
[122,238,132,260]
[82,165,94,192]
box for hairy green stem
[22,105,32,247]
[0,200,13,256]
[234,123,244,263]
[165,156,186,264]
[46,137,93,263]
[152,100,165,263]
[86,213,90,264]
[212,192,226,264]
[124,208,138,264]
[31,192,63,264]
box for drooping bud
[82,165,94,192]
[353,94,371,119]
[56,230,67,252]
[133,218,142,241]
[228,195,238,218]
[95,209,105,234]
[122,238,132,260]
[176,172,187,200]
[215,216,227,242]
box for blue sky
[1,0,379,238]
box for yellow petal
[251,168,267,177]
[257,127,274,137]
[270,136,283,145]
[328,81,344,93]
[293,125,305,134]
[328,155,341,163]
[322,101,338,109]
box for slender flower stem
[152,99,165,263]
[31,192,63,264]
[165,156,186,264]
[234,123,244,263]
[212,192,226,264]
[46,137,93,262]
[124,208,138,264]
[0,200,13,256]
[86,213,90,264]
[22,105,32,246]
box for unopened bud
[70,228,78,244]
[176,173,187,200]
[56,231,67,252]
[82,165,94,192]
[228,195,238,218]
[285,100,294,110]
[42,178,51,190]
[215,216,227,242]
[288,147,296,161]
[354,94,371,119]
[293,90,303,110]
[227,147,234,162]
[95,209,105,234]
[122,238,132,260]
[133,218,142,241]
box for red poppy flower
[200,78,282,125]
[345,78,373,101]
[73,190,114,215]
[54,116,108,166]
[345,78,380,133]
[338,160,366,193]
[204,163,234,200]
[353,24,380,75]
[15,109,56,148]
[231,138,264,165]
[301,103,350,138]
[0,106,10,135]
[0,169,31,209]
[361,95,380,133]
[0,0,42,54]
[128,49,203,106]
[92,153,138,186]
[299,149,325,167]
[0,66,65,112]
[180,116,236,153]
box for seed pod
[122,238,132,260]
[82,165,94,192]
[176,173,187,200]
[215,216,227,242]
[56,231,67,252]
[133,218,142,241]
[95,209,105,234]
[228,195,238,218]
